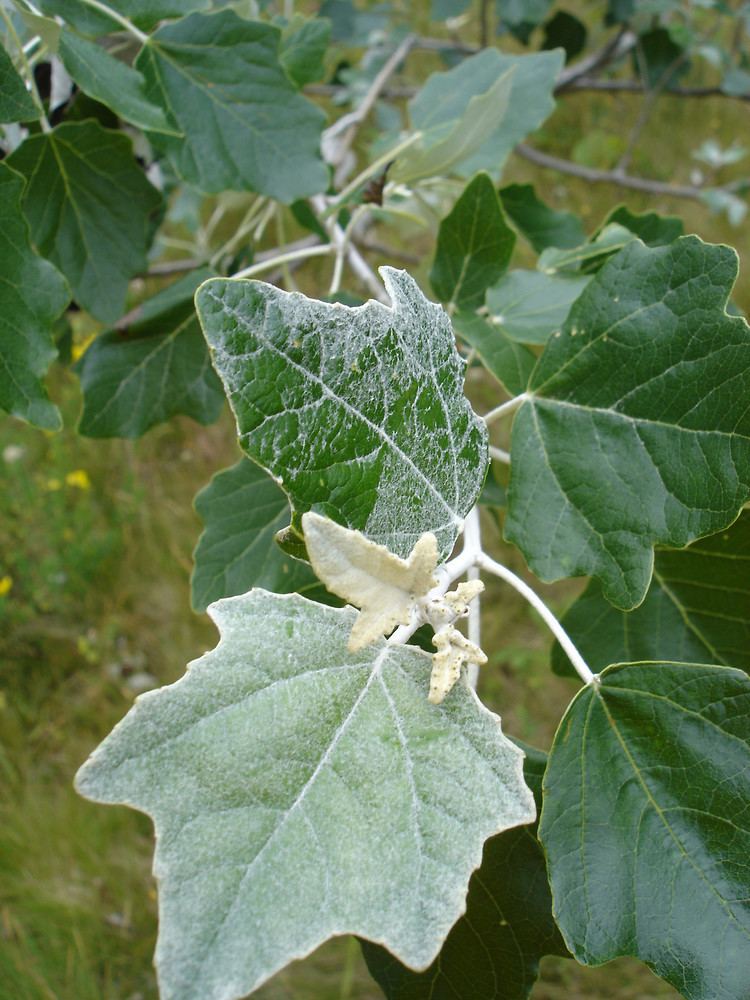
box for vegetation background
[2,0,749,997]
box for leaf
[362,744,569,1000]
[75,591,536,1000]
[0,163,70,430]
[391,69,516,185]
[635,27,689,89]
[195,268,488,562]
[191,458,322,613]
[135,11,328,201]
[499,183,586,253]
[76,269,224,437]
[430,172,516,311]
[485,270,590,345]
[403,48,563,179]
[452,313,535,396]
[552,511,750,676]
[539,661,750,1000]
[7,121,161,324]
[36,0,209,36]
[0,43,39,122]
[599,204,684,247]
[279,14,330,88]
[537,223,634,275]
[505,237,750,609]
[302,512,438,651]
[58,28,178,134]
[541,10,587,63]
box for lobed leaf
[540,661,750,1000]
[76,591,535,1000]
[499,183,586,253]
[195,268,488,562]
[279,14,331,88]
[452,313,535,395]
[485,270,590,345]
[0,163,70,430]
[506,236,750,609]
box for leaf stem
[476,552,595,685]
[74,0,149,43]
[325,131,423,215]
[483,393,528,425]
[232,244,332,279]
[488,445,510,464]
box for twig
[311,194,389,302]
[561,78,750,101]
[488,445,511,464]
[232,244,332,280]
[484,394,527,425]
[147,258,203,276]
[515,143,708,200]
[556,27,636,92]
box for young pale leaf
[76,591,535,1000]
[506,237,750,609]
[279,14,331,88]
[302,512,437,651]
[58,29,178,134]
[452,313,535,396]
[136,11,328,201]
[0,163,70,430]
[391,69,515,186]
[485,270,590,345]
[499,183,586,253]
[430,172,516,311]
[77,269,223,438]
[598,204,684,247]
[192,459,322,613]
[195,268,488,562]
[362,744,569,1000]
[404,48,563,179]
[540,661,750,1000]
[552,511,750,676]
[0,43,40,122]
[7,121,161,324]
[537,222,634,275]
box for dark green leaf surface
[58,29,177,133]
[406,48,563,177]
[196,269,488,561]
[0,43,39,122]
[486,270,590,345]
[499,183,585,253]
[600,205,684,247]
[7,121,161,324]
[362,744,569,1000]
[191,458,322,612]
[552,511,750,676]
[76,592,535,1000]
[506,237,750,609]
[136,11,328,200]
[430,172,515,310]
[541,11,586,63]
[279,15,330,88]
[37,0,209,36]
[0,163,70,429]
[77,269,223,437]
[540,661,750,1000]
[452,313,535,395]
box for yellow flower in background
[0,576,13,597]
[66,469,91,490]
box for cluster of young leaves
[2,1,750,999]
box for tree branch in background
[562,77,750,102]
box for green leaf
[58,28,178,134]
[452,313,535,396]
[499,183,586,253]
[506,237,750,609]
[136,11,328,200]
[430,172,516,311]
[0,43,39,122]
[76,591,535,1000]
[552,511,750,676]
[361,744,569,1000]
[391,68,516,185]
[537,223,634,275]
[485,270,590,345]
[7,121,161,324]
[541,10,587,63]
[191,458,323,613]
[36,0,209,36]
[403,48,563,179]
[539,661,750,1000]
[635,27,689,89]
[76,269,223,437]
[0,163,70,430]
[279,14,330,88]
[195,268,488,562]
[599,204,684,247]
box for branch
[515,143,707,200]
[311,194,388,303]
[556,27,636,92]
[561,77,750,103]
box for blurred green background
[3,1,750,997]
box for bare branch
[561,77,750,103]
